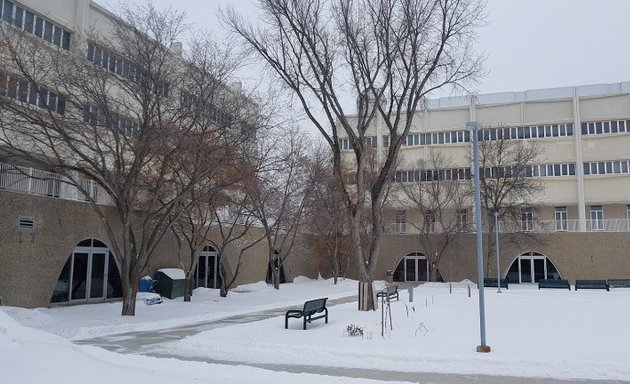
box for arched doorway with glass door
[506,251,562,284]
[50,238,122,304]
[196,245,221,289]
[393,251,436,283]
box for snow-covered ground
[2,277,630,383]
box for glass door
[70,252,89,300]
[89,252,106,299]
[533,258,546,282]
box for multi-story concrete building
[339,82,630,285]
[0,0,317,308]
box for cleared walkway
[78,296,629,384]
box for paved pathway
[78,296,628,384]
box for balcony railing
[0,163,112,205]
[386,219,630,234]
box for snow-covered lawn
[3,277,630,382]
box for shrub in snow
[346,323,363,337]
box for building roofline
[427,81,630,109]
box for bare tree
[304,145,352,284]
[246,126,314,289]
[399,151,469,281]
[224,0,485,309]
[0,4,247,315]
[476,134,544,275]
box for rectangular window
[53,26,62,47]
[588,122,596,135]
[395,211,406,234]
[43,20,53,42]
[424,211,435,233]
[581,123,588,135]
[14,6,23,28]
[603,121,610,134]
[559,124,566,136]
[457,209,468,232]
[24,10,34,33]
[590,205,604,231]
[34,16,43,37]
[569,163,575,175]
[567,123,574,136]
[595,122,603,134]
[2,1,13,22]
[62,30,71,50]
[611,120,618,133]
[521,208,534,232]
[555,207,567,232]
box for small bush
[346,323,364,337]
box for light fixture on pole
[467,121,491,353]
[495,210,501,294]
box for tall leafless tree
[304,145,352,284]
[399,150,469,281]
[246,126,314,290]
[0,4,248,315]
[476,133,544,275]
[224,0,485,309]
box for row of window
[381,123,576,149]
[181,93,232,127]
[87,43,170,97]
[581,120,630,136]
[1,0,71,50]
[583,160,630,175]
[83,105,139,137]
[338,136,377,150]
[0,71,66,114]
[392,162,577,183]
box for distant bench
[484,278,508,290]
[376,284,399,301]
[607,279,630,288]
[285,297,328,330]
[538,279,570,290]
[575,280,609,291]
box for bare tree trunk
[122,285,137,316]
[183,274,194,302]
[358,280,375,311]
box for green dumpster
[154,268,186,299]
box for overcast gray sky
[99,0,630,97]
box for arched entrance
[506,251,561,284]
[50,238,122,304]
[393,251,443,282]
[196,245,221,289]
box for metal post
[467,121,490,353]
[495,211,501,293]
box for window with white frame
[520,207,534,232]
[395,211,406,234]
[555,207,567,232]
[590,205,604,231]
[423,210,435,233]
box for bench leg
[303,317,307,330]
[285,315,288,329]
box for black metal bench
[285,297,328,330]
[538,279,570,290]
[484,278,508,289]
[607,279,630,288]
[376,284,399,301]
[575,280,609,291]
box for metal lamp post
[495,210,501,294]
[467,121,491,353]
